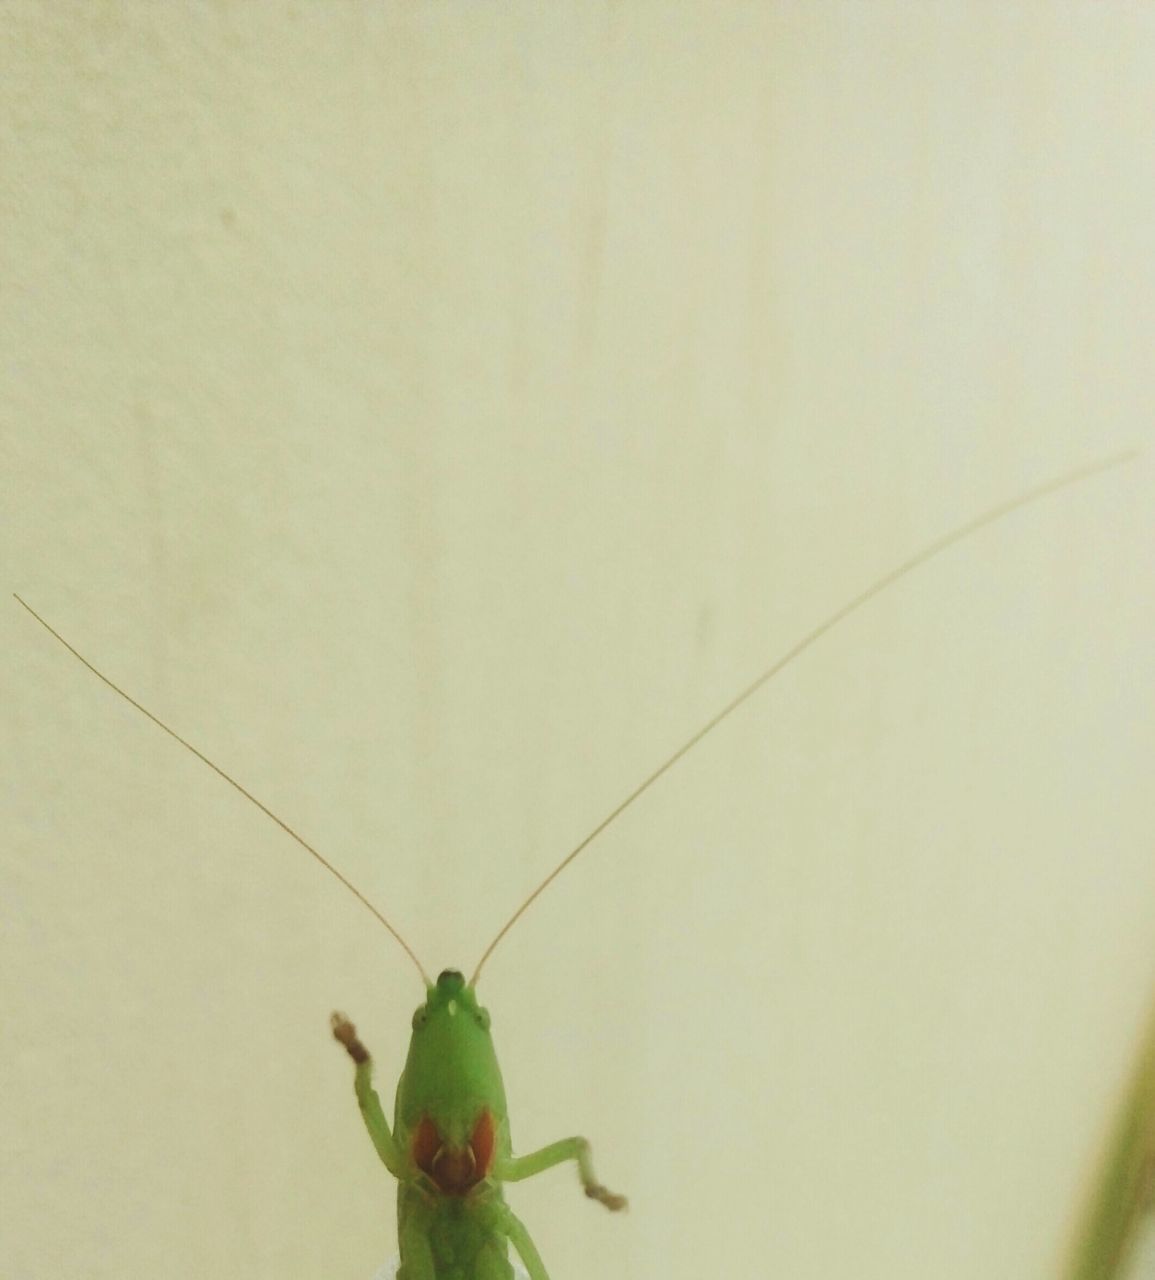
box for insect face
[399,968,506,1157]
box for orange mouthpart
[411,1110,496,1196]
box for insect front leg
[331,1013,407,1179]
[496,1137,627,1211]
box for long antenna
[470,449,1139,985]
[13,594,433,989]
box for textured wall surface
[3,5,1154,1279]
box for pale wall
[2,6,1154,1280]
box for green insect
[330,979,622,1280]
[13,450,1147,1280]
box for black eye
[412,1007,429,1030]
[474,1008,491,1031]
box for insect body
[12,449,1142,1280]
[331,975,623,1280]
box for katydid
[12,449,1145,1280]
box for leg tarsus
[331,1011,370,1064]
[585,1180,628,1211]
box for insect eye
[474,1008,491,1031]
[412,1007,429,1030]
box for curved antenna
[470,448,1139,985]
[13,594,433,989]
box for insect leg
[497,1137,627,1210]
[493,1203,550,1280]
[396,1194,437,1280]
[331,1013,406,1179]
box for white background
[3,6,1155,1280]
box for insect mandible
[13,450,1139,1280]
